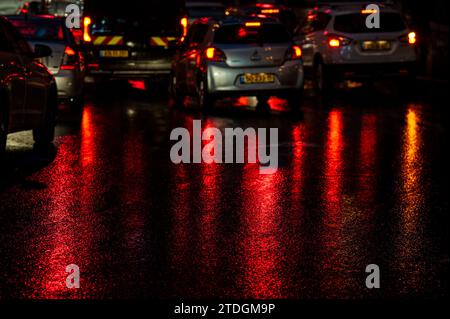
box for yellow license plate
[361,40,391,51]
[242,73,275,84]
[99,50,129,58]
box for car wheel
[33,87,57,146]
[198,79,214,109]
[313,60,333,95]
[0,105,7,158]
[170,74,185,108]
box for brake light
[83,16,92,42]
[285,45,302,61]
[261,9,280,14]
[329,38,340,47]
[245,22,261,27]
[65,46,76,56]
[399,32,417,45]
[328,35,352,48]
[204,47,226,62]
[61,46,79,70]
[181,17,188,39]
[361,9,378,14]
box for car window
[2,18,32,56]
[214,23,291,44]
[0,20,13,52]
[9,19,66,42]
[311,13,331,32]
[185,24,209,46]
[334,12,406,33]
[187,6,225,19]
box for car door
[176,24,209,92]
[2,19,49,128]
[0,19,27,133]
[295,13,331,69]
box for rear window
[9,19,65,41]
[187,6,226,19]
[214,23,291,44]
[85,0,184,36]
[334,12,406,33]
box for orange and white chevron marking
[93,36,124,46]
[150,37,177,47]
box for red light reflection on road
[319,109,345,295]
[238,157,285,298]
[128,80,146,90]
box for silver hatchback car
[170,18,304,109]
[7,15,85,107]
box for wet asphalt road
[0,80,448,299]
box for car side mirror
[34,44,52,58]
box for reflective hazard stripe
[92,36,124,45]
[150,37,177,47]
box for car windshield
[9,19,65,41]
[214,23,291,44]
[334,12,406,33]
[85,0,184,36]
[188,6,226,18]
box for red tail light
[83,17,92,42]
[61,46,79,70]
[399,32,416,45]
[285,45,302,61]
[180,17,188,40]
[327,35,352,48]
[204,47,226,62]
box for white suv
[294,3,417,93]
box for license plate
[99,50,129,58]
[361,40,391,51]
[241,73,275,84]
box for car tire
[170,74,185,109]
[313,60,333,95]
[33,86,57,146]
[198,79,214,109]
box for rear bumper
[207,61,304,94]
[86,57,172,80]
[54,70,84,99]
[326,62,417,79]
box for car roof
[193,16,280,27]
[315,2,401,15]
[5,14,65,23]
[186,2,225,8]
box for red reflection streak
[358,114,377,204]
[198,120,220,285]
[291,124,305,201]
[78,106,106,296]
[324,110,344,217]
[128,80,146,90]
[239,145,284,298]
[320,110,345,292]
[34,141,79,298]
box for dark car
[0,16,57,156]
[82,0,185,87]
